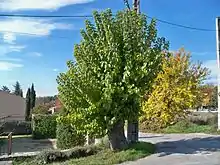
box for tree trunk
[127,118,139,143]
[108,121,128,151]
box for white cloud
[0,18,72,42]
[53,68,59,72]
[0,0,94,11]
[0,61,23,71]
[3,32,16,44]
[0,45,25,56]
[203,60,218,84]
[0,58,22,62]
[28,52,42,57]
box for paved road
[123,133,220,165]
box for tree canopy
[57,9,169,150]
[141,48,209,129]
[1,86,10,93]
[13,81,23,97]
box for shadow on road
[156,136,220,157]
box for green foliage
[57,9,169,137]
[32,105,50,115]
[209,86,218,108]
[188,112,217,126]
[13,142,155,165]
[163,120,216,134]
[36,146,100,164]
[56,116,86,149]
[1,85,10,93]
[36,96,56,106]
[142,48,209,129]
[96,136,110,149]
[30,83,36,109]
[140,112,218,134]
[25,88,31,121]
[32,114,57,139]
[13,81,23,97]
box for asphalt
[122,133,220,165]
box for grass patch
[140,112,220,134]
[52,142,155,165]
[13,142,155,165]
[162,120,217,134]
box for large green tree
[25,88,31,121]
[30,83,36,109]
[57,9,169,150]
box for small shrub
[32,114,57,139]
[96,136,110,149]
[56,120,86,149]
[188,112,217,126]
[139,119,162,132]
[34,149,65,164]
[32,105,50,115]
[34,145,101,164]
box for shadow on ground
[156,136,220,157]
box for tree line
[1,81,23,97]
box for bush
[33,145,101,164]
[0,121,31,135]
[32,105,50,115]
[32,114,57,139]
[96,136,110,149]
[56,120,86,149]
[188,112,217,126]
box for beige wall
[0,91,25,121]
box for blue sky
[0,0,219,96]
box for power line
[146,16,215,32]
[0,13,215,41]
[0,14,93,18]
[0,13,215,32]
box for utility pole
[133,0,140,14]
[127,0,140,143]
[216,17,220,130]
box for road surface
[122,133,220,165]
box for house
[0,91,25,121]
[48,98,63,114]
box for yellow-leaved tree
[141,48,209,129]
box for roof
[0,90,26,118]
[0,91,25,100]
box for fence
[0,132,12,156]
[0,115,21,156]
